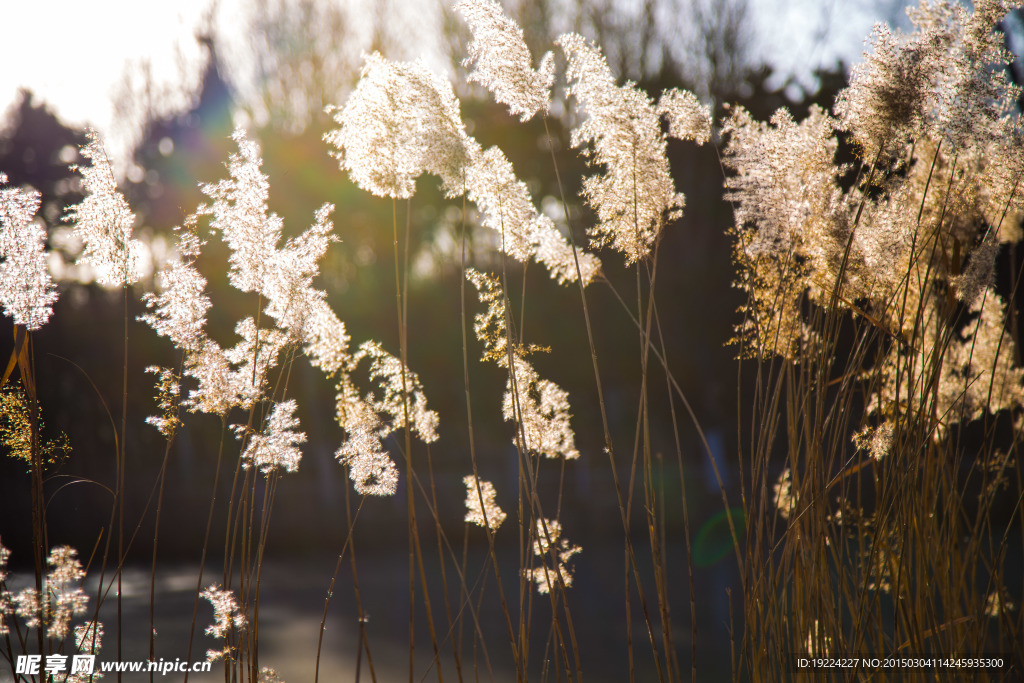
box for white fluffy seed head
[140,226,211,353]
[456,0,554,121]
[325,53,477,199]
[335,423,400,496]
[0,176,58,329]
[235,399,306,475]
[523,518,581,594]
[463,475,506,530]
[466,146,601,285]
[200,130,282,294]
[557,33,686,265]
[65,131,144,287]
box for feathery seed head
[258,668,284,683]
[225,318,289,410]
[325,53,477,199]
[836,0,1018,158]
[834,22,938,158]
[984,589,1016,618]
[953,234,999,307]
[657,89,713,145]
[183,340,243,416]
[145,366,182,439]
[65,131,144,287]
[201,584,245,662]
[44,546,89,639]
[853,422,895,461]
[73,620,103,655]
[354,341,440,444]
[262,203,337,342]
[329,48,599,284]
[723,105,841,263]
[0,176,58,329]
[524,518,581,594]
[0,538,9,583]
[302,299,352,375]
[463,475,506,530]
[140,224,211,353]
[334,423,400,496]
[301,299,352,375]
[0,540,8,636]
[503,355,580,460]
[456,0,554,121]
[0,382,71,469]
[70,621,105,681]
[466,268,509,363]
[14,589,41,629]
[235,399,306,475]
[557,32,689,264]
[773,468,796,520]
[0,598,8,637]
[467,269,580,458]
[330,341,439,496]
[200,130,282,294]
[466,147,601,284]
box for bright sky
[752,0,903,89]
[0,0,219,127]
[0,0,903,166]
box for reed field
[0,0,1022,681]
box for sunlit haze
[1,0,899,169]
[1,0,216,134]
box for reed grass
[1,2,1022,682]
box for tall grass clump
[0,0,1021,682]
[724,0,1024,678]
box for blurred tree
[240,0,361,132]
[439,0,755,96]
[124,32,236,231]
[0,91,87,226]
[680,0,752,99]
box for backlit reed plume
[202,585,246,662]
[467,268,579,459]
[463,475,506,530]
[523,518,581,595]
[65,131,144,287]
[0,174,58,329]
[326,50,601,284]
[455,0,554,121]
[2,546,89,639]
[557,32,711,264]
